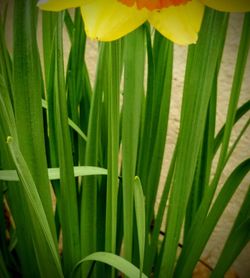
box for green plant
[0,1,249,277]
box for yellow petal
[148,0,204,45]
[201,0,250,12]
[80,0,148,41]
[37,0,83,11]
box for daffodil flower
[38,0,250,45]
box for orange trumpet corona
[119,0,191,10]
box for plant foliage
[0,1,249,277]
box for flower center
[119,0,191,11]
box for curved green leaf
[6,137,63,277]
[213,100,250,155]
[174,159,250,277]
[71,252,148,278]
[0,166,107,181]
[42,99,87,142]
[211,187,250,278]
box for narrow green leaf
[178,15,250,267]
[42,11,57,85]
[0,179,13,275]
[213,100,250,155]
[42,99,87,142]
[197,14,250,222]
[225,119,250,164]
[134,177,146,277]
[71,252,148,278]
[0,75,39,277]
[184,78,217,237]
[64,10,74,42]
[212,218,250,278]
[159,10,228,277]
[137,23,154,188]
[174,159,250,277]
[0,249,10,278]
[0,166,107,181]
[122,26,145,262]
[66,8,90,166]
[211,187,250,277]
[144,146,177,275]
[42,10,60,172]
[6,137,63,277]
[214,13,250,171]
[13,0,56,237]
[105,40,121,257]
[0,76,17,140]
[141,32,173,230]
[49,12,80,276]
[0,12,12,96]
[80,42,111,276]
